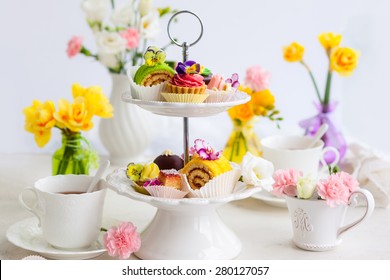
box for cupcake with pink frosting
[205,73,240,103]
[162,61,209,103]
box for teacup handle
[337,189,375,238]
[319,146,340,171]
[19,187,42,226]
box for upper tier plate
[121,91,251,118]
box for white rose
[110,2,135,26]
[139,10,160,40]
[96,31,127,54]
[240,152,274,191]
[296,176,317,199]
[97,52,120,69]
[81,0,110,22]
[138,0,154,17]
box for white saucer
[6,217,107,260]
[252,190,287,208]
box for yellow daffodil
[53,97,94,132]
[318,32,342,51]
[23,100,56,147]
[72,83,113,118]
[251,89,275,116]
[283,42,305,62]
[330,47,359,76]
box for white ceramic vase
[99,73,153,166]
[285,189,374,251]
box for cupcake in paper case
[162,60,209,103]
[126,162,160,195]
[128,46,175,101]
[143,169,188,199]
[205,73,240,103]
[180,139,241,198]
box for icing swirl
[171,73,204,87]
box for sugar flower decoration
[176,61,201,75]
[226,73,240,89]
[144,46,166,66]
[103,221,141,260]
[193,139,221,160]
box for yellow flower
[283,42,305,62]
[228,103,254,123]
[72,83,113,118]
[53,97,94,132]
[251,89,275,116]
[330,47,359,76]
[23,100,56,147]
[318,32,342,50]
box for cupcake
[127,46,175,101]
[181,139,241,198]
[205,73,240,103]
[161,61,209,103]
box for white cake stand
[107,168,262,260]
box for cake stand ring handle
[167,10,204,50]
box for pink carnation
[66,36,83,58]
[245,65,271,91]
[120,28,139,49]
[103,221,141,259]
[272,169,300,197]
[317,172,358,207]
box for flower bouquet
[23,84,113,175]
[283,32,359,164]
[223,65,282,163]
[67,0,175,73]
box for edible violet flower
[143,178,162,187]
[193,139,221,160]
[176,60,200,75]
[226,73,240,89]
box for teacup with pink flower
[272,168,375,251]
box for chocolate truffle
[153,150,184,171]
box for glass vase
[223,118,262,163]
[52,131,97,175]
[299,102,347,164]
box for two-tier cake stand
[107,11,263,260]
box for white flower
[81,0,110,22]
[296,175,317,199]
[138,0,154,17]
[139,10,160,40]
[96,31,127,54]
[110,2,135,26]
[240,152,274,191]
[97,52,120,69]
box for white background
[1,0,389,157]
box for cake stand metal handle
[167,10,204,164]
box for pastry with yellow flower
[128,46,174,101]
[126,162,160,195]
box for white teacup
[19,175,107,249]
[261,135,340,177]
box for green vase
[52,131,96,175]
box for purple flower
[226,73,240,89]
[143,178,162,187]
[193,139,221,160]
[175,61,200,75]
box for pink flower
[272,169,300,197]
[245,65,271,91]
[66,36,83,58]
[193,139,221,160]
[103,222,141,259]
[119,28,139,49]
[317,172,357,207]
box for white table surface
[1,154,389,260]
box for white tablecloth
[0,154,389,260]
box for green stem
[323,70,333,106]
[300,60,322,104]
[110,0,115,9]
